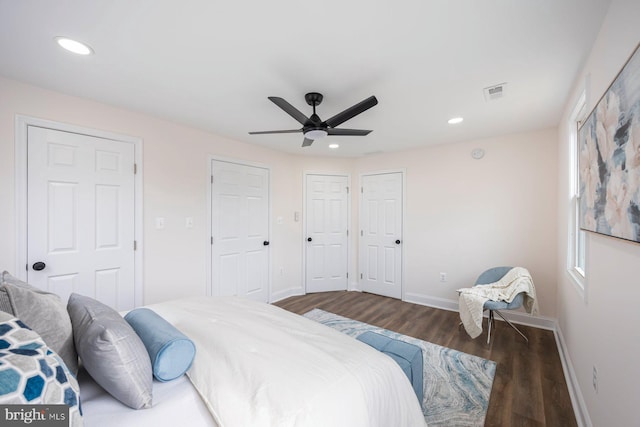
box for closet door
[360,172,403,299]
[211,160,270,302]
[305,174,349,293]
[27,126,136,310]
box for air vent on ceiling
[483,83,507,102]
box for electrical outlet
[440,272,447,282]
[592,366,598,393]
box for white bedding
[145,296,427,427]
[79,367,217,427]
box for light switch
[155,217,165,229]
[185,217,194,228]
[294,211,300,222]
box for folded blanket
[458,267,538,339]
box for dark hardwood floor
[274,291,577,427]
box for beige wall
[556,0,640,425]
[0,77,354,304]
[353,129,558,318]
[1,77,557,318]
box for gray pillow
[0,271,78,374]
[67,293,153,409]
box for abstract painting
[579,43,640,243]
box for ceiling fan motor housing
[305,92,323,106]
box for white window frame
[567,92,587,300]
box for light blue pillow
[124,308,196,382]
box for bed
[83,296,427,426]
[95,297,424,427]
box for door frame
[302,171,352,293]
[14,115,144,306]
[358,169,406,299]
[207,155,272,301]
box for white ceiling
[0,0,611,157]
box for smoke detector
[483,83,507,101]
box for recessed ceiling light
[448,117,464,124]
[328,143,340,149]
[55,37,94,55]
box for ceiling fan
[249,92,378,147]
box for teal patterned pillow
[0,311,82,426]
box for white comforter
[147,297,426,427]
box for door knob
[307,237,312,242]
[263,241,270,246]
[32,262,46,271]
[395,240,401,244]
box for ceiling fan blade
[268,97,309,125]
[302,138,314,147]
[325,96,378,128]
[326,128,372,136]
[248,129,301,135]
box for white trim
[207,156,272,301]
[14,115,144,307]
[270,287,305,304]
[302,171,352,294]
[555,325,592,427]
[403,292,556,330]
[358,169,407,299]
[567,91,588,302]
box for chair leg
[494,310,528,343]
[486,310,493,345]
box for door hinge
[26,263,28,271]
[346,272,349,279]
[211,236,214,245]
[361,186,363,193]
[360,273,363,279]
[346,186,349,194]
[360,230,363,236]
[133,240,137,251]
[346,229,349,236]
[133,163,137,174]
[211,175,214,184]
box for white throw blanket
[458,267,538,339]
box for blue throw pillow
[0,311,82,427]
[124,308,196,382]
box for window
[568,92,587,296]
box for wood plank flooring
[274,291,577,427]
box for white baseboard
[270,287,304,303]
[403,292,556,330]
[404,292,459,312]
[554,325,592,427]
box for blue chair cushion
[125,308,196,382]
[356,331,423,403]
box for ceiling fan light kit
[249,92,378,147]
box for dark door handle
[32,262,46,271]
[395,240,401,244]
[307,237,312,242]
[263,241,269,246]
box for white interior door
[27,126,136,310]
[360,172,403,299]
[305,174,349,293]
[211,160,269,302]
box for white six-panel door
[360,172,403,299]
[211,160,269,302]
[305,174,349,293]
[27,126,136,310]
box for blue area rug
[303,309,496,427]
